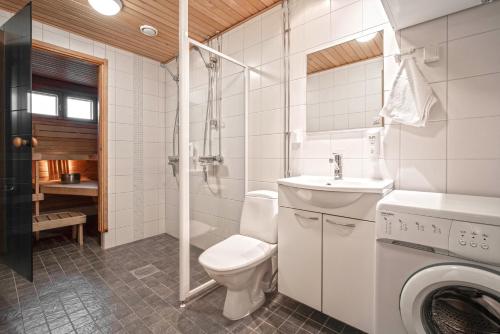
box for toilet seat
[199,234,276,273]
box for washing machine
[374,190,500,334]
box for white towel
[380,57,437,127]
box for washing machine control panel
[377,211,500,266]
[376,211,451,251]
[449,221,500,266]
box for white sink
[278,176,393,193]
[277,176,394,209]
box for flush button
[470,241,478,247]
[481,243,489,250]
[458,239,466,246]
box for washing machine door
[400,264,500,334]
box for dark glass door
[0,3,33,281]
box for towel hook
[394,46,440,64]
[394,47,416,63]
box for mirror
[306,31,384,132]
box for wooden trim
[97,54,108,234]
[32,40,106,65]
[32,193,45,202]
[32,40,109,234]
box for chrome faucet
[329,153,343,180]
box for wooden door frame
[32,40,109,237]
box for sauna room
[31,46,101,246]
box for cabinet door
[322,215,375,333]
[278,207,322,310]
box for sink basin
[277,175,393,194]
[277,176,394,209]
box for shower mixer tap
[210,119,219,128]
[168,155,179,177]
[198,155,224,165]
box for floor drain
[130,264,160,279]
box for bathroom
[0,0,499,333]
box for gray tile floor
[0,232,366,334]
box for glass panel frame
[30,90,58,116]
[178,38,249,302]
[66,96,95,121]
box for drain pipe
[282,0,291,177]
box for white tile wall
[282,0,500,198]
[11,0,485,250]
[6,0,498,251]
[162,6,495,248]
[306,57,383,131]
[0,10,168,249]
[163,0,500,202]
[164,45,246,250]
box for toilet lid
[199,234,276,272]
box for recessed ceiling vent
[140,25,159,37]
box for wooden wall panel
[32,117,98,157]
[36,160,98,181]
[0,0,281,62]
[33,48,98,87]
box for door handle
[325,218,356,228]
[12,136,26,148]
[294,212,319,221]
[12,136,37,148]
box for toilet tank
[240,190,278,244]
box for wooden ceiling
[307,31,383,75]
[33,48,98,87]
[0,0,281,62]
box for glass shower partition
[166,38,248,303]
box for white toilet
[199,190,278,320]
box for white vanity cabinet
[278,209,375,332]
[277,177,393,333]
[322,215,375,332]
[277,207,322,310]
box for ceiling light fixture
[88,0,123,16]
[356,32,377,43]
[140,25,159,37]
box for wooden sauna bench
[32,152,98,198]
[40,180,98,197]
[33,212,86,245]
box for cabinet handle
[325,219,356,228]
[294,212,319,221]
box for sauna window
[66,97,94,121]
[30,91,58,116]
